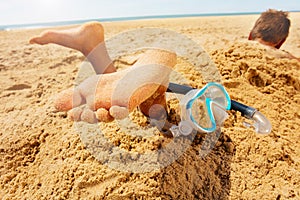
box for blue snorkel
[167,82,272,136]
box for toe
[54,88,83,111]
[29,37,39,44]
[67,107,83,121]
[29,35,46,45]
[81,108,98,123]
[29,31,53,45]
[96,108,114,122]
[109,106,129,120]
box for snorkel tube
[167,82,272,136]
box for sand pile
[1,14,300,199]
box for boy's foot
[54,49,177,123]
[30,21,104,56]
[30,21,116,73]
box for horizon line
[1,10,300,30]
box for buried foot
[54,49,177,123]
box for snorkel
[230,100,272,135]
[167,82,272,137]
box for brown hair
[249,9,290,48]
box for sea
[1,11,299,31]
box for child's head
[248,9,290,49]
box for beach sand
[1,13,300,199]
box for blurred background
[0,0,299,28]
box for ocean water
[0,11,297,31]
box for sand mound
[1,15,300,199]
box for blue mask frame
[183,82,231,133]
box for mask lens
[204,84,230,109]
[190,96,213,130]
[187,83,230,132]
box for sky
[0,0,299,26]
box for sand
[1,13,300,199]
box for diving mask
[170,82,231,137]
[168,82,272,137]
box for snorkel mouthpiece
[230,100,272,134]
[250,111,272,134]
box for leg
[30,22,116,74]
